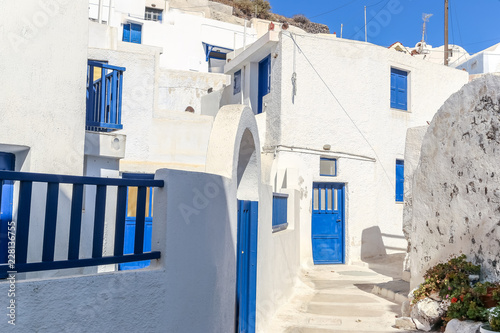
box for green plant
[489,306,500,331]
[412,255,481,304]
[446,290,488,322]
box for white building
[454,42,500,76]
[220,31,469,300]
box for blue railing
[272,193,288,232]
[86,61,125,132]
[0,171,163,274]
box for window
[320,157,337,177]
[272,193,288,232]
[395,159,404,202]
[144,7,162,22]
[390,68,408,110]
[122,22,142,44]
[203,43,232,73]
[234,70,241,95]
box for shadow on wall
[361,226,387,260]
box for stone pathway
[266,254,416,333]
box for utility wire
[349,0,391,39]
[310,0,361,19]
[285,32,395,188]
[452,1,464,47]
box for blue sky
[268,0,500,54]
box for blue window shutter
[390,71,397,109]
[397,73,407,110]
[122,23,130,42]
[130,23,142,44]
[391,68,408,110]
[395,160,404,202]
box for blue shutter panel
[130,23,142,44]
[395,160,404,202]
[122,23,130,42]
[390,68,408,110]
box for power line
[349,0,391,39]
[310,0,361,19]
[285,32,395,188]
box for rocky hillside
[211,0,330,34]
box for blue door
[119,173,154,270]
[0,153,15,276]
[257,55,271,114]
[312,183,345,264]
[236,200,258,333]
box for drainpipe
[107,0,114,25]
[98,0,103,24]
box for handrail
[0,171,163,274]
[0,170,163,187]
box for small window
[320,157,337,177]
[395,159,404,202]
[203,43,233,73]
[123,23,142,44]
[272,193,288,232]
[144,7,163,22]
[234,70,241,95]
[390,68,408,110]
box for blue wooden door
[312,183,345,264]
[236,200,258,333]
[257,55,271,114]
[0,153,14,272]
[119,173,154,270]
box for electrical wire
[285,32,395,188]
[309,0,361,19]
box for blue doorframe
[0,153,15,276]
[118,173,154,270]
[236,200,258,333]
[311,183,345,264]
[257,55,271,114]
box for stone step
[372,279,410,304]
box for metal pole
[364,6,367,42]
[444,0,449,66]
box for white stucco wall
[87,43,216,173]
[0,0,89,279]
[455,44,500,75]
[408,75,500,288]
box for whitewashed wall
[87,42,219,173]
[408,75,500,289]
[0,0,89,279]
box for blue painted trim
[272,193,288,230]
[0,170,163,187]
[320,157,337,177]
[0,252,160,273]
[42,183,59,262]
[16,181,32,265]
[395,159,404,202]
[114,186,127,257]
[68,184,84,260]
[134,186,147,255]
